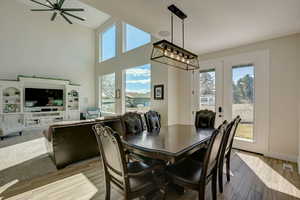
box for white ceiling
[81,0,300,54]
[17,0,110,28]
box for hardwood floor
[0,150,300,200]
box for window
[124,24,151,52]
[100,73,116,113]
[200,70,216,111]
[125,64,151,113]
[101,25,116,62]
[232,65,254,140]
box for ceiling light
[151,4,199,71]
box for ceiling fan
[30,0,85,24]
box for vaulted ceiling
[82,0,300,54]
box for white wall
[95,18,180,125]
[179,34,300,161]
[0,0,96,111]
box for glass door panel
[100,73,116,113]
[232,65,255,141]
[199,70,216,112]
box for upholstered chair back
[201,121,227,180]
[144,110,161,132]
[93,124,128,187]
[226,116,241,152]
[122,112,144,135]
[195,110,216,129]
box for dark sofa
[44,116,124,169]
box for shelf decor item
[2,87,21,113]
[154,85,164,100]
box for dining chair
[166,121,227,200]
[195,109,216,129]
[93,123,164,200]
[218,116,241,193]
[144,110,161,132]
[122,112,145,136]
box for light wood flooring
[0,150,300,200]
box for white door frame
[196,50,270,155]
[193,60,224,126]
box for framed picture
[154,84,164,100]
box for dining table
[122,124,215,164]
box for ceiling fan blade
[63,12,85,21]
[59,0,65,7]
[61,8,84,11]
[31,9,54,11]
[30,0,52,8]
[61,13,72,24]
[51,12,57,21]
[45,0,54,7]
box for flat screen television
[25,88,64,107]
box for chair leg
[218,159,224,193]
[105,180,111,200]
[226,155,231,182]
[212,171,217,200]
[198,186,205,200]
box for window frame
[99,24,117,63]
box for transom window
[100,25,116,62]
[124,24,151,52]
[125,64,151,113]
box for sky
[125,64,151,94]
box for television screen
[25,88,64,107]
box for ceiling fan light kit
[151,4,199,71]
[30,0,85,24]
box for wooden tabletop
[122,124,215,163]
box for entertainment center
[0,76,81,137]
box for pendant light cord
[182,19,185,48]
[171,14,174,43]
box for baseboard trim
[264,152,298,163]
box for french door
[195,50,269,154]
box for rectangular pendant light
[151,40,199,71]
[151,5,199,71]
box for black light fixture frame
[151,4,199,71]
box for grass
[235,123,253,140]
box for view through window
[100,73,116,113]
[232,65,254,140]
[125,64,151,113]
[199,70,216,111]
[101,25,116,62]
[125,24,151,52]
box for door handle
[218,107,222,113]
